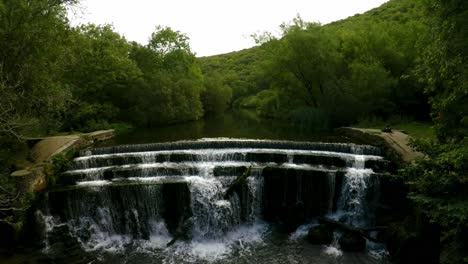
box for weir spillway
[38,139,391,263]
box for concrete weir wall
[11,130,115,193]
[336,127,423,164]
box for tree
[0,0,78,137]
[128,26,204,125]
[417,0,468,142]
[272,20,342,108]
[403,1,468,263]
[62,24,142,131]
[202,75,233,114]
[0,0,78,238]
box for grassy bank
[355,119,434,139]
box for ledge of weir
[336,127,423,165]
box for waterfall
[337,155,379,227]
[319,152,384,260]
[38,139,387,262]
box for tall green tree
[272,19,342,108]
[417,0,468,142]
[0,0,77,137]
[0,0,77,237]
[403,1,468,263]
[128,26,204,126]
[62,24,142,131]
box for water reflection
[107,110,350,145]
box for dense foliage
[0,1,226,137]
[200,0,430,129]
[401,0,468,263]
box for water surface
[103,110,352,145]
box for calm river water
[102,110,353,145]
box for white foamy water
[323,245,343,258]
[337,167,374,227]
[289,222,318,241]
[163,222,268,263]
[74,148,382,164]
[76,180,111,186]
[66,161,344,184]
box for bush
[401,140,468,264]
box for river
[102,110,352,145]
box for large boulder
[339,232,366,251]
[307,224,334,244]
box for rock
[307,224,334,244]
[339,232,366,251]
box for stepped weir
[38,139,391,263]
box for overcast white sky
[68,0,389,57]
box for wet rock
[339,232,366,251]
[307,224,334,244]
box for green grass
[355,118,435,139]
[389,122,435,139]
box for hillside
[198,0,428,125]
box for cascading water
[37,139,390,263]
[337,154,378,227]
[321,153,385,260]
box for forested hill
[327,0,424,26]
[198,0,428,128]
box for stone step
[81,140,381,156]
[73,150,384,170]
[60,158,390,185]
